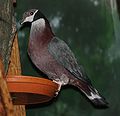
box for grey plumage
[48,37,91,83]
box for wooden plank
[0,59,14,116]
[7,34,26,116]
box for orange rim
[6,75,58,105]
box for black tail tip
[92,98,109,109]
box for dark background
[15,0,120,116]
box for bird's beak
[20,21,24,25]
[20,19,25,25]
[18,19,31,30]
[16,20,24,31]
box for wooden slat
[0,59,14,116]
[7,34,26,116]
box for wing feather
[48,37,91,84]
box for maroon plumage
[21,9,108,108]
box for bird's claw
[53,80,62,97]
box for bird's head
[20,9,54,38]
[20,9,46,25]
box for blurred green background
[15,0,120,116]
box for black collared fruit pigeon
[20,9,108,108]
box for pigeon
[20,9,108,108]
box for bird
[20,9,108,108]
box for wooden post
[0,0,14,73]
[7,34,26,116]
[0,0,25,115]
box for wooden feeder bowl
[6,75,58,105]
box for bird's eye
[30,12,34,15]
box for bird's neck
[30,18,54,46]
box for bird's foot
[53,80,62,97]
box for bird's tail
[73,80,108,108]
